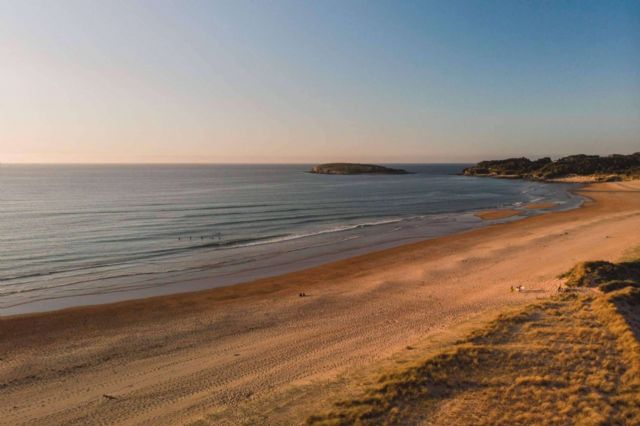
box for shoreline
[0,205,544,319]
[2,181,639,425]
[2,183,583,317]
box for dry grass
[561,260,640,289]
[307,263,640,425]
[621,244,640,262]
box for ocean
[0,164,582,315]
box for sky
[1,0,639,164]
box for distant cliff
[463,153,640,181]
[310,163,409,175]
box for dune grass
[621,244,640,262]
[561,260,640,289]
[307,262,640,425]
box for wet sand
[2,181,640,425]
[475,209,524,220]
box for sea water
[0,164,582,314]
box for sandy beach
[2,181,640,425]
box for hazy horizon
[2,152,640,166]
[2,1,639,164]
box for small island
[310,163,410,175]
[462,153,640,182]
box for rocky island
[463,153,640,182]
[310,163,410,175]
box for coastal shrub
[463,152,640,180]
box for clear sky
[1,0,639,163]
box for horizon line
[3,152,637,166]
[0,161,480,165]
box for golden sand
[1,181,640,425]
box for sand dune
[310,276,640,425]
[1,181,640,425]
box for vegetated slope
[309,163,409,175]
[308,260,640,425]
[463,153,640,181]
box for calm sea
[0,164,582,314]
